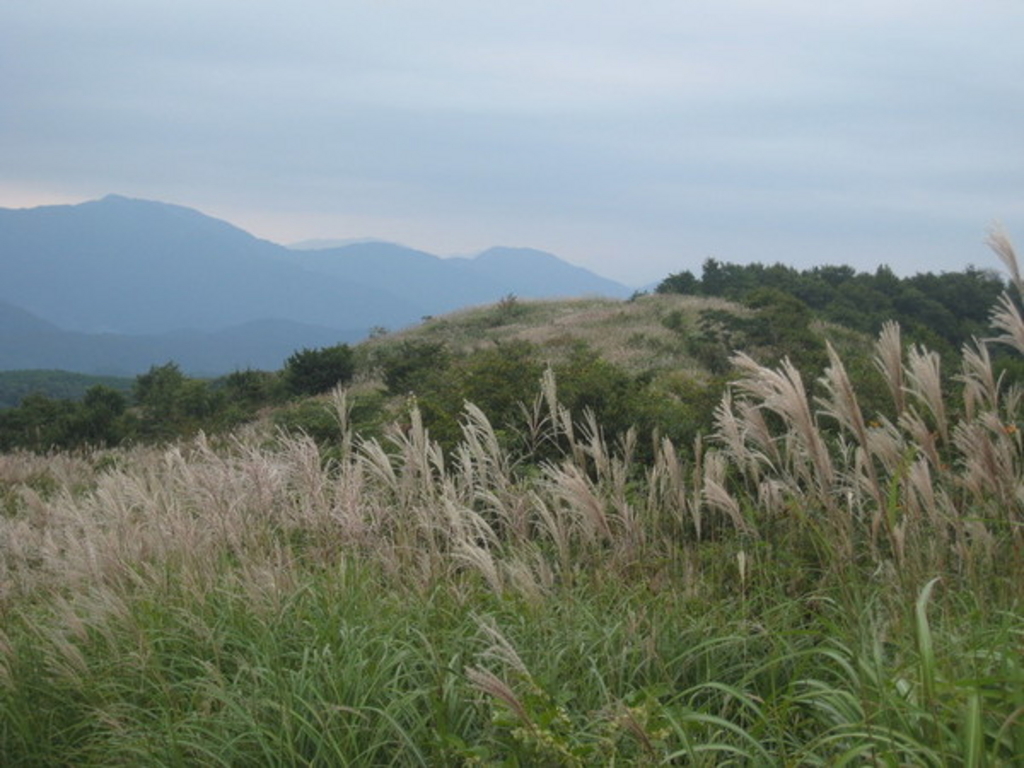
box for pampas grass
[1,232,1022,764]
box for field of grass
[364,293,748,376]
[1,235,1022,764]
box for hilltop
[362,293,746,376]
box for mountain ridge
[0,195,633,374]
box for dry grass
[1,233,1022,765]
[702,232,1024,585]
[4,311,1018,612]
[364,293,745,376]
[2,233,1020,611]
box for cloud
[2,1,1023,285]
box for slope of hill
[289,242,632,315]
[0,195,418,335]
[287,242,498,315]
[0,196,632,374]
[0,300,61,335]
[361,293,750,377]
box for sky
[2,1,1022,287]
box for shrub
[284,344,356,396]
[378,340,452,395]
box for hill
[2,238,1021,766]
[286,242,631,317]
[0,299,61,334]
[360,293,748,377]
[0,195,631,374]
[0,289,843,453]
[0,370,133,409]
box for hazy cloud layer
[2,1,1022,285]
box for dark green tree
[284,344,356,397]
[133,362,223,440]
[656,269,700,295]
[134,362,189,423]
[71,385,128,446]
[378,340,452,394]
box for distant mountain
[288,237,390,250]
[288,243,631,317]
[451,247,631,299]
[0,195,418,335]
[0,300,61,335]
[0,195,631,374]
[0,300,358,376]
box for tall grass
[1,235,1022,764]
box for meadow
[1,234,1022,765]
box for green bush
[377,340,452,395]
[284,344,356,397]
[133,363,224,440]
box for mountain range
[0,195,631,375]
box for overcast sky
[2,1,1022,286]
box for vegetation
[0,370,132,409]
[657,256,1011,358]
[283,344,357,397]
[0,233,1022,764]
[0,297,737,455]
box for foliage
[0,365,282,451]
[274,386,389,448]
[1,306,1021,762]
[2,232,1022,764]
[283,343,356,397]
[214,368,285,407]
[412,340,546,450]
[0,370,132,410]
[0,385,129,452]
[133,362,225,440]
[374,339,452,395]
[658,257,1010,356]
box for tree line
[0,345,356,453]
[657,258,1011,357]
[3,259,1020,456]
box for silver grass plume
[874,321,906,417]
[958,339,1001,421]
[904,344,948,444]
[817,341,887,525]
[731,352,835,502]
[987,227,1024,355]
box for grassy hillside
[1,242,1021,763]
[3,291,848,455]
[2,306,1021,762]
[365,293,748,375]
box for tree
[744,288,826,371]
[656,270,700,295]
[284,344,356,396]
[72,385,128,446]
[133,362,222,439]
[379,340,452,394]
[134,363,189,424]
